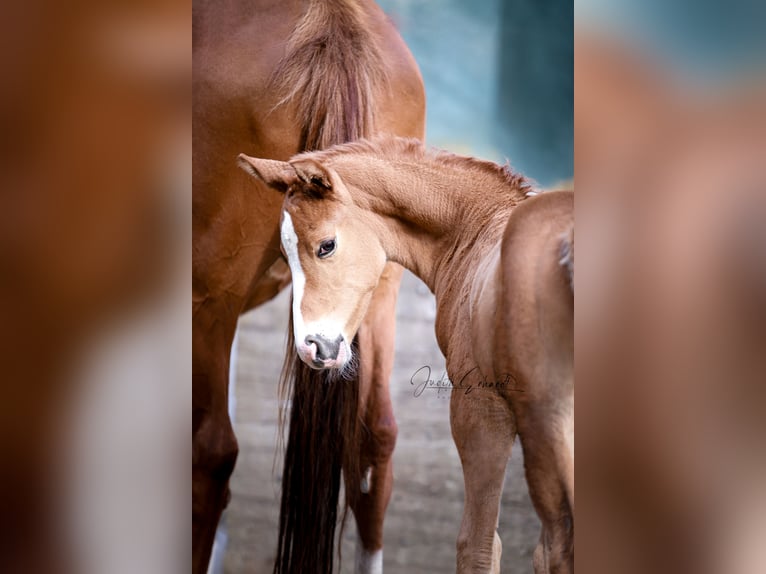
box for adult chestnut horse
[239,137,575,573]
[193,2,424,573]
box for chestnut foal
[239,137,574,573]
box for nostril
[304,334,339,362]
[304,335,327,360]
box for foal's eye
[317,238,337,259]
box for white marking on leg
[355,536,382,574]
[360,465,372,494]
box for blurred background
[0,2,188,573]
[576,1,766,573]
[383,0,573,187]
[222,1,572,573]
[577,0,766,81]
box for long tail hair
[271,1,385,572]
[274,317,363,574]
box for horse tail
[272,2,383,572]
[559,224,574,293]
[274,316,362,574]
[269,0,388,151]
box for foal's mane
[269,0,388,150]
[295,136,534,203]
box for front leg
[349,262,403,573]
[451,379,516,573]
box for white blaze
[281,211,306,344]
[281,210,351,367]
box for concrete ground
[224,270,540,573]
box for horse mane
[294,135,535,203]
[270,0,388,150]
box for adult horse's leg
[192,299,240,574]
[192,263,289,574]
[206,325,241,574]
[451,391,516,573]
[348,262,403,573]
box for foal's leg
[517,400,574,574]
[533,529,550,574]
[349,262,403,573]
[451,389,516,573]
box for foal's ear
[289,158,333,192]
[237,154,291,193]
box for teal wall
[378,0,573,186]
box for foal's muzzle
[301,334,346,369]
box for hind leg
[533,529,550,574]
[349,262,402,573]
[451,389,516,573]
[517,401,574,574]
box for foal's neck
[340,150,528,294]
